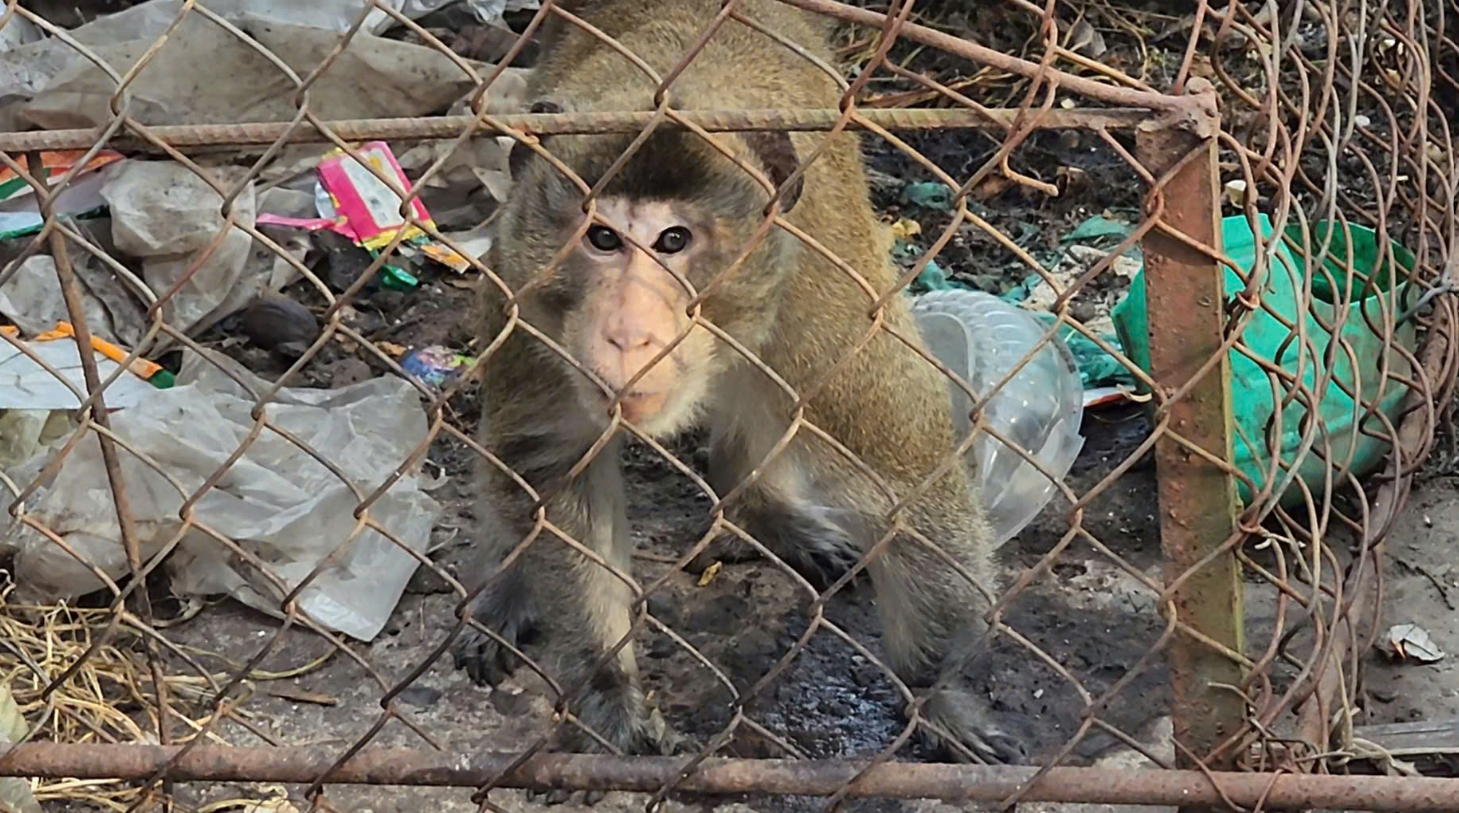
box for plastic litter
[401,345,476,389]
[101,160,264,338]
[911,289,1085,547]
[316,142,436,252]
[0,150,121,238]
[0,349,441,642]
[0,325,163,467]
[1386,624,1446,663]
[6,13,497,130]
[60,0,536,42]
[1113,215,1418,509]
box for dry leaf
[972,175,1013,201]
[697,561,723,587]
[889,217,922,240]
[444,275,482,290]
[267,685,339,706]
[378,342,407,357]
[1067,19,1107,58]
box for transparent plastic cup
[911,289,1085,546]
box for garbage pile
[0,0,536,644]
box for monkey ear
[510,101,564,179]
[742,130,804,213]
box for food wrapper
[0,150,123,202]
[315,141,435,251]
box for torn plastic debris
[0,683,40,813]
[6,13,499,129]
[1386,624,1446,663]
[0,255,113,339]
[0,323,164,467]
[0,12,40,52]
[0,349,442,642]
[34,321,174,387]
[100,161,264,338]
[0,150,123,238]
[60,0,539,42]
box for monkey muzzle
[585,373,671,424]
[612,390,668,423]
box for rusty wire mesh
[0,0,1456,811]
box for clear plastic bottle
[910,289,1085,547]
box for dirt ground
[105,396,1459,813]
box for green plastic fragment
[1062,214,1134,243]
[903,181,954,211]
[378,263,419,290]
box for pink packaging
[315,141,435,250]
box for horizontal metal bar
[0,107,1153,153]
[0,744,1455,810]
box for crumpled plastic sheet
[100,161,264,339]
[0,349,442,642]
[5,12,494,129]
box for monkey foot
[921,688,1029,765]
[530,707,692,806]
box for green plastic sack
[1112,214,1417,508]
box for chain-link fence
[0,0,1456,810]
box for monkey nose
[603,323,654,352]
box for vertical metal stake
[1136,125,1246,790]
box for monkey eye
[653,226,692,254]
[586,224,623,252]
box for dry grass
[0,580,334,811]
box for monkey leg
[862,481,1029,765]
[454,446,684,774]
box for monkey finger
[452,633,511,686]
[983,731,1029,765]
[683,537,760,575]
[526,787,575,805]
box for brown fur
[454,0,1025,778]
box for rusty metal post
[1136,116,1246,789]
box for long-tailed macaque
[454,0,1024,770]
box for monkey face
[559,196,721,437]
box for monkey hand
[684,505,863,591]
[921,687,1029,765]
[452,571,540,687]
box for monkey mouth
[589,385,669,423]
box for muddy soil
[121,398,1458,813]
[144,400,1176,813]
